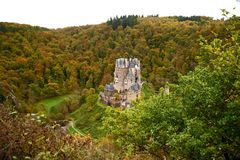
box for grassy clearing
[35,93,107,138]
[36,94,74,114]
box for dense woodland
[0,13,239,159]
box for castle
[100,58,141,107]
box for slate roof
[105,83,115,91]
[131,83,140,92]
[129,58,139,68]
[116,58,127,68]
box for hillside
[1,15,239,159]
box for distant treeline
[107,15,139,30]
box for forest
[0,13,239,159]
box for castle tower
[113,58,129,92]
[113,58,141,92]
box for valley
[0,14,239,159]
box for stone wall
[114,68,128,91]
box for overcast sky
[0,0,239,28]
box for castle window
[135,77,138,82]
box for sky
[0,0,239,29]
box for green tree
[103,13,240,159]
